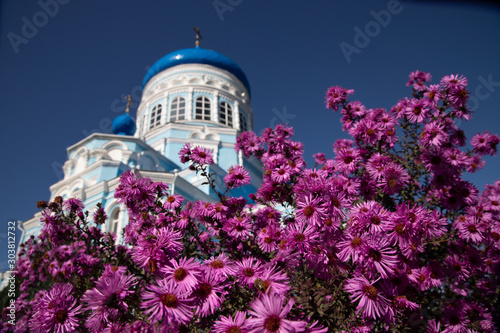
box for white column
[234,101,240,130]
[186,88,193,121]
[142,102,150,135]
[116,206,126,245]
[162,94,169,125]
[212,91,219,122]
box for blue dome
[142,47,251,97]
[112,113,136,136]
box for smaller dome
[112,113,136,136]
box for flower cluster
[2,71,499,332]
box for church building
[19,37,263,245]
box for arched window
[239,111,248,131]
[170,97,186,122]
[149,104,162,129]
[195,96,211,121]
[109,208,120,235]
[219,101,233,127]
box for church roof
[112,113,136,136]
[142,47,251,96]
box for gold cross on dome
[125,95,133,113]
[193,27,203,47]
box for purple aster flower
[344,276,390,320]
[29,283,82,333]
[391,97,410,118]
[114,169,156,210]
[483,192,500,212]
[448,124,467,146]
[366,153,392,181]
[304,321,328,333]
[224,216,252,240]
[190,146,214,165]
[407,70,432,91]
[420,148,447,173]
[444,254,470,282]
[454,215,485,243]
[465,154,485,173]
[407,266,432,291]
[378,164,409,195]
[81,269,137,328]
[337,232,366,263]
[203,253,234,278]
[312,152,326,165]
[246,293,307,333]
[360,236,398,279]
[325,86,354,111]
[101,264,128,279]
[235,131,263,158]
[164,193,184,210]
[333,138,354,152]
[424,84,441,107]
[348,200,388,235]
[348,118,383,145]
[161,257,202,292]
[420,121,448,147]
[255,265,290,295]
[443,148,468,169]
[132,227,183,273]
[441,73,468,91]
[232,257,264,288]
[141,279,194,326]
[334,148,361,175]
[122,320,152,332]
[426,319,442,333]
[270,164,292,183]
[224,165,251,188]
[213,311,249,333]
[471,131,500,156]
[405,98,430,123]
[103,322,125,332]
[63,198,85,213]
[295,195,327,227]
[212,202,229,220]
[441,303,469,333]
[179,142,193,163]
[257,226,280,253]
[93,204,107,225]
[192,272,226,317]
[284,221,318,255]
[392,295,419,311]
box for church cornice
[142,121,238,142]
[143,63,249,101]
[22,212,44,232]
[49,159,124,194]
[67,133,148,155]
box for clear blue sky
[1,1,499,271]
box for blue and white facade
[20,46,262,245]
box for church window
[195,96,211,121]
[109,208,120,236]
[170,97,186,122]
[239,111,248,131]
[219,101,233,127]
[149,104,162,129]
